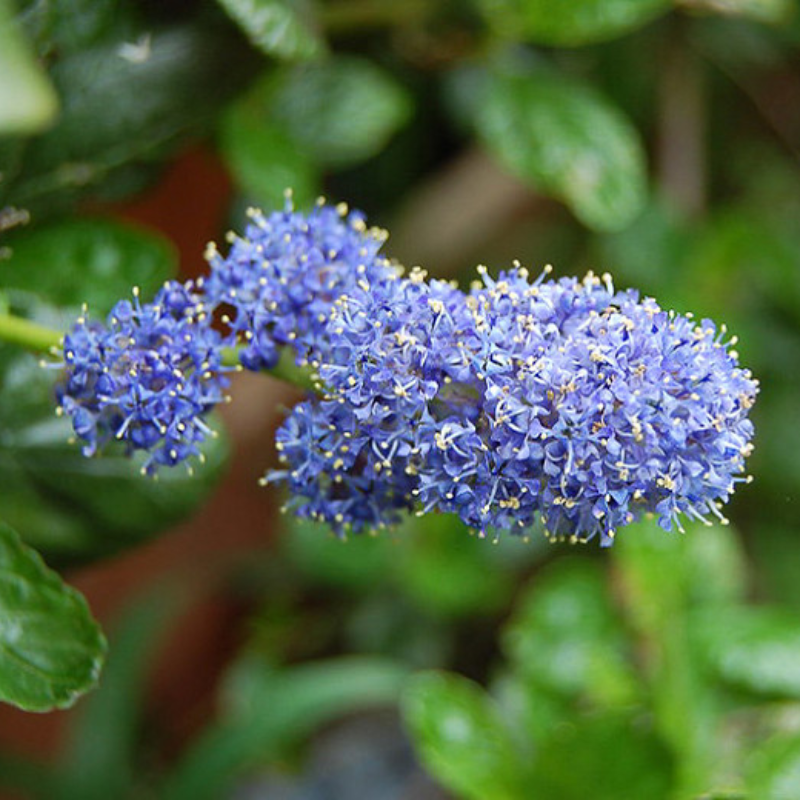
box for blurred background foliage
[2,0,800,797]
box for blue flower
[57,281,231,474]
[267,398,417,534]
[270,262,758,545]
[203,195,395,371]
[420,267,758,544]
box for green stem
[221,345,317,392]
[0,312,62,353]
[0,311,317,392]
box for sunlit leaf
[401,671,526,800]
[502,558,640,708]
[215,0,323,60]
[0,0,58,134]
[695,606,800,698]
[475,0,670,46]
[477,68,647,231]
[747,734,800,800]
[266,57,413,168]
[1,217,176,313]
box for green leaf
[694,606,800,698]
[475,0,670,46]
[215,0,324,60]
[0,0,59,134]
[502,558,640,708]
[220,101,318,209]
[746,734,800,800]
[164,655,408,800]
[530,712,674,800]
[477,68,647,231]
[17,0,138,57]
[265,57,413,169]
[1,217,176,313]
[678,0,796,25]
[219,56,411,202]
[1,21,256,216]
[401,671,526,800]
[0,521,105,711]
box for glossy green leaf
[215,0,323,60]
[477,69,647,231]
[220,101,318,209]
[0,0,59,134]
[684,522,749,607]
[1,21,255,215]
[1,217,176,313]
[0,521,105,711]
[695,606,800,698]
[502,558,640,708]
[164,655,408,800]
[678,0,795,24]
[746,734,800,800]
[475,0,670,46]
[18,0,137,56]
[401,671,526,800]
[530,712,673,800]
[266,57,413,169]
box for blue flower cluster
[58,197,758,544]
[202,199,394,370]
[274,262,757,545]
[57,281,229,475]
[58,197,395,474]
